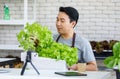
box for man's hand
[69,61,98,71]
[68,64,77,70]
[30,36,39,47]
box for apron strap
[71,33,76,48]
[56,35,61,42]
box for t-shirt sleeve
[82,39,96,62]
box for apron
[56,33,84,63]
[56,33,76,47]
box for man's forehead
[57,12,69,19]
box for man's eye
[56,19,59,21]
[61,20,65,22]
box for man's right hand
[30,36,39,47]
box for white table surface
[0,68,111,79]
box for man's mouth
[57,28,62,31]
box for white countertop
[0,68,112,79]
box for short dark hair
[59,6,79,25]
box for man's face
[56,12,75,34]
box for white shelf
[0,0,36,26]
[0,45,23,50]
[0,20,35,25]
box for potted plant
[17,22,78,66]
[104,41,120,79]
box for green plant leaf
[104,41,120,70]
[113,42,120,57]
[104,56,118,68]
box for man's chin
[58,31,63,34]
[57,30,62,34]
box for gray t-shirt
[53,33,96,63]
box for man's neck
[61,31,74,39]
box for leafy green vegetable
[17,22,78,66]
[104,41,120,71]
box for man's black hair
[59,6,79,25]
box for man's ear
[71,21,76,28]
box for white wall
[0,0,120,45]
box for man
[53,6,98,71]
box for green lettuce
[17,22,78,66]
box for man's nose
[56,21,61,25]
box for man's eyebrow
[56,17,65,20]
[60,18,65,20]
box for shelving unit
[0,0,36,50]
[93,50,113,59]
[0,0,36,26]
[0,20,34,25]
